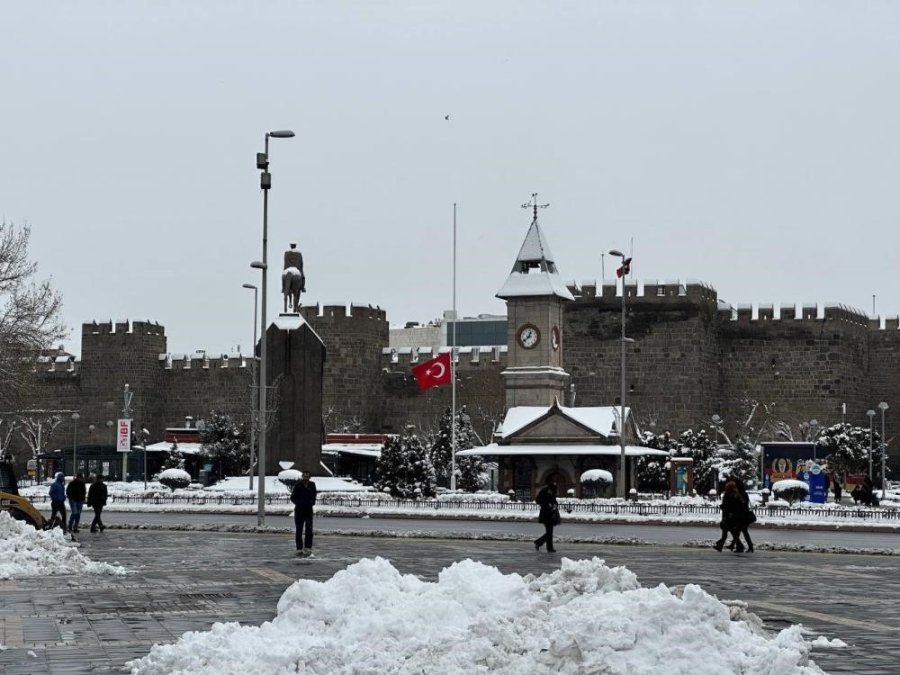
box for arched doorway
[541,469,571,497]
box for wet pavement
[1,529,899,674]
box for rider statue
[282,243,306,313]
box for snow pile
[772,479,810,493]
[0,512,126,579]
[129,556,824,675]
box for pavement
[2,528,900,674]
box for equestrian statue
[282,243,306,313]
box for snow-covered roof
[497,405,629,439]
[321,443,382,458]
[457,444,667,457]
[271,314,324,343]
[495,217,574,301]
[145,441,205,455]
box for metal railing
[20,493,900,520]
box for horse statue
[282,243,306,313]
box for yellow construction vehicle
[0,457,47,529]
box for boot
[734,541,745,553]
[713,541,723,552]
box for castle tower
[496,195,574,407]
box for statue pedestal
[264,314,325,476]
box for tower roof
[496,213,575,301]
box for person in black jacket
[66,474,87,533]
[533,478,559,553]
[290,473,317,557]
[714,481,744,552]
[726,475,755,553]
[87,474,108,533]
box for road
[114,511,900,550]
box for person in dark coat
[66,474,87,533]
[727,476,755,553]
[533,478,559,553]
[49,472,67,533]
[87,474,108,533]
[290,473,317,556]
[832,475,843,504]
[714,481,744,552]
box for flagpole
[451,202,458,491]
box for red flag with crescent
[411,352,452,391]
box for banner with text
[117,419,132,452]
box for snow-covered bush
[580,469,613,498]
[772,479,809,505]
[158,468,191,492]
[278,469,302,491]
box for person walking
[49,472,68,533]
[729,476,755,553]
[290,472,317,557]
[66,473,87,533]
[534,478,559,553]
[832,475,843,504]
[87,474,108,533]
[713,481,743,552]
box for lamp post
[255,129,295,527]
[867,409,876,480]
[879,401,889,494]
[71,412,80,477]
[141,427,150,489]
[608,249,628,498]
[243,282,259,490]
[809,419,818,459]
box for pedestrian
[832,475,843,504]
[66,473,87,533]
[49,472,68,533]
[533,478,559,553]
[87,474,108,533]
[290,472,317,557]
[728,476,755,553]
[713,481,743,553]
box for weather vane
[521,193,549,221]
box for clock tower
[496,194,574,408]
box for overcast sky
[3,2,899,357]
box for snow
[458,443,667,457]
[206,476,371,493]
[581,469,614,484]
[128,556,827,675]
[0,512,126,579]
[497,405,626,438]
[772,480,811,493]
[158,468,191,482]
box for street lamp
[608,249,628,498]
[879,401,889,495]
[141,427,150,489]
[71,412,80,477]
[255,128,295,527]
[867,409,876,480]
[243,282,259,490]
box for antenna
[521,193,549,221]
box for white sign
[117,419,132,452]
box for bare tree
[0,222,65,410]
[18,413,64,465]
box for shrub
[278,469,302,491]
[158,468,191,492]
[772,480,809,506]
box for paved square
[1,530,898,674]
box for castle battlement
[83,319,166,337]
[158,352,252,370]
[567,279,717,303]
[302,302,386,322]
[722,302,875,327]
[382,345,508,367]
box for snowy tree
[375,427,436,498]
[161,441,185,471]
[0,223,65,411]
[815,423,883,477]
[199,411,250,478]
[714,436,759,487]
[636,430,677,491]
[18,413,63,467]
[430,407,484,491]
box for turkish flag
[616,257,632,278]
[411,352,452,391]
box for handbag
[746,510,757,524]
[551,505,561,526]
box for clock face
[518,324,540,349]
[551,326,560,351]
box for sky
[3,1,900,357]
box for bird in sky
[444,114,450,121]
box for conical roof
[496,216,574,301]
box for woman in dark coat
[534,479,559,553]
[714,481,744,552]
